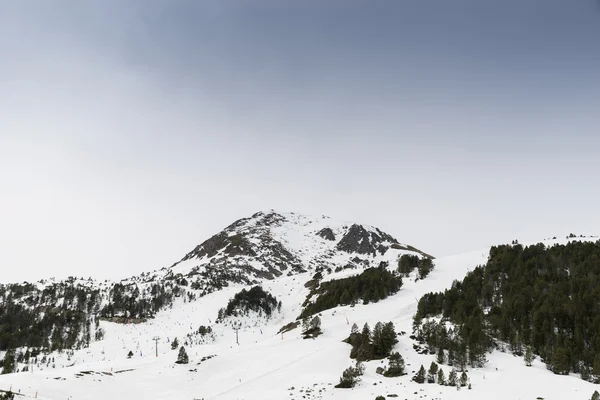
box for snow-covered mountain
[1,212,599,400]
[0,210,429,358]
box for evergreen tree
[524,345,534,367]
[384,352,405,377]
[427,362,438,383]
[412,364,426,384]
[335,364,362,388]
[591,390,599,400]
[372,322,384,356]
[447,347,455,366]
[551,347,571,375]
[1,349,15,374]
[437,368,446,385]
[460,371,468,387]
[448,369,458,387]
[176,346,189,364]
[127,350,133,359]
[361,323,372,343]
[380,322,398,356]
[437,347,446,364]
[171,337,179,350]
[418,258,435,279]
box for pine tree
[351,323,359,335]
[591,390,600,400]
[412,364,426,384]
[524,345,534,367]
[372,322,384,356]
[380,322,398,356]
[1,349,15,374]
[335,364,362,388]
[427,362,438,383]
[361,323,371,342]
[171,337,179,350]
[448,369,458,387]
[176,346,189,364]
[437,347,446,365]
[447,347,455,366]
[551,347,570,375]
[437,369,446,385]
[127,350,133,359]
[384,352,405,377]
[460,371,468,387]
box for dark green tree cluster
[397,255,435,279]
[383,352,405,377]
[344,321,398,361]
[216,286,280,321]
[0,390,14,400]
[302,316,323,339]
[300,267,402,318]
[0,275,188,369]
[413,318,487,370]
[100,282,180,320]
[335,361,364,389]
[414,241,600,381]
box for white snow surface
[1,235,599,399]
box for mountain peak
[167,210,429,292]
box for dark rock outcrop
[317,227,336,241]
[336,224,397,256]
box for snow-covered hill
[1,215,599,400]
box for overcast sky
[1,1,600,283]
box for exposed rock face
[317,227,336,241]
[336,224,397,256]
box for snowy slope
[1,235,599,400]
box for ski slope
[1,237,598,400]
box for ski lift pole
[152,336,160,357]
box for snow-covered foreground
[1,238,598,400]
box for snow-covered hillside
[1,216,599,400]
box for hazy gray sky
[1,1,600,283]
